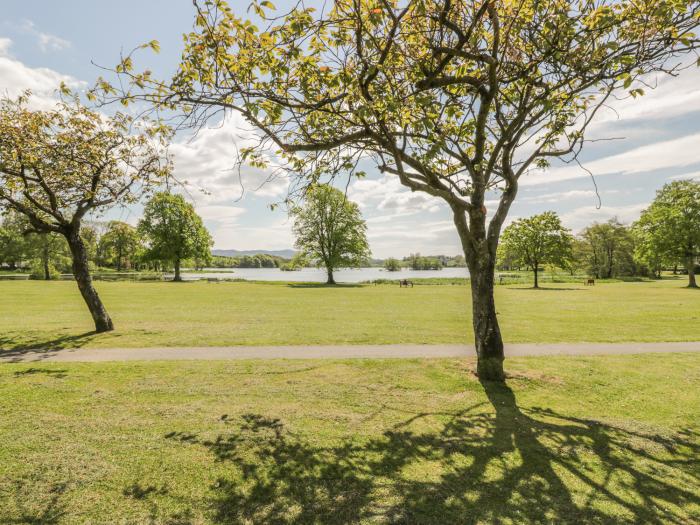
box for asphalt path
[2,342,699,363]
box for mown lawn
[0,354,698,523]
[0,278,698,350]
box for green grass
[0,278,698,350]
[0,354,698,523]
[0,279,700,349]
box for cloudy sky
[2,1,699,258]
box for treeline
[496,180,700,288]
[384,254,467,271]
[498,217,654,278]
[211,254,287,268]
[0,192,213,280]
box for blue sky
[2,1,699,258]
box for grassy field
[0,354,698,523]
[0,278,698,350]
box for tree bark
[533,262,539,289]
[453,209,505,381]
[65,226,114,333]
[469,256,505,381]
[173,258,182,282]
[326,267,336,285]
[687,256,697,288]
[42,244,50,280]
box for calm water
[174,267,469,283]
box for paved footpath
[1,342,699,363]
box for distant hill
[213,249,297,259]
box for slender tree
[634,180,700,288]
[0,94,170,332]
[291,185,370,284]
[138,192,213,282]
[499,212,572,288]
[100,0,700,379]
[26,232,69,280]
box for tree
[634,180,700,288]
[567,238,591,277]
[384,257,401,272]
[290,185,370,284]
[580,219,635,279]
[0,210,31,270]
[0,94,169,332]
[138,192,213,281]
[407,253,443,270]
[25,232,70,280]
[1,209,75,278]
[80,224,100,269]
[499,212,572,288]
[100,221,141,271]
[101,0,700,380]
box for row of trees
[0,193,213,281]
[498,181,700,288]
[211,254,286,269]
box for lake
[173,267,470,283]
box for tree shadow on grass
[0,331,111,362]
[1,481,67,525]
[13,367,68,378]
[165,387,700,524]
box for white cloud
[38,33,71,52]
[561,203,648,233]
[215,216,295,251]
[347,174,444,215]
[170,114,289,207]
[0,44,84,108]
[521,189,623,204]
[594,69,700,125]
[668,170,700,181]
[21,20,71,53]
[0,38,11,56]
[523,133,700,187]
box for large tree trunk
[533,262,539,289]
[469,256,505,381]
[687,256,697,288]
[453,209,505,381]
[326,267,336,285]
[173,258,182,282]
[65,227,114,333]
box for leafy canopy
[499,211,573,271]
[291,185,370,273]
[138,192,213,265]
[634,180,700,264]
[0,94,171,235]
[100,221,142,269]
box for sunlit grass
[1,354,698,523]
[0,278,698,350]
